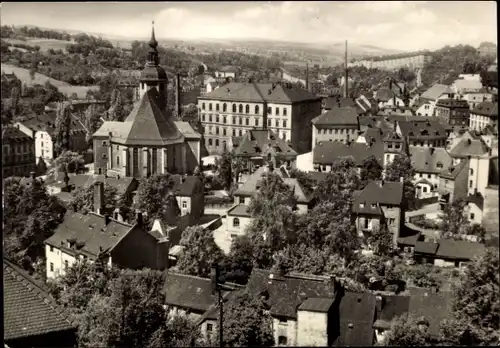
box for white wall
[46,244,77,280]
[468,157,490,196]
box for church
[93,24,201,178]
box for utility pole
[344,40,349,99]
[211,263,225,347]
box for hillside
[1,64,99,98]
[4,38,73,52]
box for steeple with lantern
[139,21,168,109]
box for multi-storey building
[311,107,359,148]
[460,91,493,110]
[348,52,432,71]
[438,159,469,209]
[470,101,498,133]
[414,84,454,117]
[2,126,36,178]
[93,25,201,178]
[409,147,453,199]
[396,119,448,148]
[434,98,470,128]
[198,82,321,155]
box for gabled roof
[449,136,490,158]
[397,119,447,140]
[407,289,453,337]
[313,141,384,166]
[352,180,404,212]
[466,192,485,210]
[84,175,137,196]
[435,98,470,109]
[312,107,359,127]
[174,121,201,139]
[439,159,468,180]
[373,295,411,330]
[233,128,297,158]
[472,101,498,118]
[171,175,203,197]
[4,258,76,341]
[359,128,385,144]
[409,147,453,174]
[420,84,453,101]
[414,241,439,255]
[227,203,252,217]
[199,82,320,104]
[375,88,395,102]
[44,211,137,258]
[436,239,486,260]
[246,268,336,319]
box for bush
[205,195,233,205]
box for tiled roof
[282,177,312,203]
[435,98,470,109]
[409,147,452,174]
[374,88,394,102]
[435,239,486,261]
[359,128,385,145]
[452,79,483,91]
[84,175,137,196]
[122,88,184,146]
[407,289,453,336]
[3,258,76,341]
[420,84,453,101]
[333,291,376,347]
[227,203,252,218]
[246,269,336,319]
[323,97,357,110]
[397,119,448,140]
[414,241,439,255]
[199,82,320,104]
[298,297,335,313]
[313,141,384,166]
[171,175,202,197]
[44,211,135,258]
[312,107,359,127]
[439,159,468,180]
[233,129,297,158]
[472,101,498,118]
[2,126,32,142]
[352,180,404,213]
[174,121,201,139]
[466,192,485,210]
[373,295,411,330]
[449,137,489,158]
[163,272,240,313]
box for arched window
[209,103,213,111]
[202,103,206,110]
[239,104,243,113]
[255,105,260,114]
[232,104,237,113]
[245,104,250,114]
[223,103,227,112]
[233,218,240,227]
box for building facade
[198,82,322,155]
[434,98,470,127]
[469,101,498,133]
[311,107,359,147]
[2,126,36,178]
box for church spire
[147,21,159,66]
[149,20,158,49]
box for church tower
[139,21,168,109]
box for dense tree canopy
[383,315,432,346]
[360,155,383,188]
[384,153,416,210]
[70,182,119,214]
[439,198,469,239]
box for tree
[180,103,198,122]
[383,315,432,346]
[384,153,416,210]
[70,182,118,214]
[212,290,274,347]
[50,150,85,175]
[84,104,102,146]
[176,226,225,278]
[53,102,72,157]
[360,155,383,188]
[148,315,203,348]
[220,234,255,284]
[314,157,361,204]
[465,224,486,243]
[215,147,232,190]
[368,223,393,257]
[107,89,125,121]
[133,174,180,227]
[439,198,469,239]
[288,168,316,196]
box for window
[117,156,120,166]
[275,120,279,128]
[215,139,219,147]
[335,129,338,134]
[182,201,187,208]
[209,139,213,146]
[470,168,474,175]
[202,103,206,110]
[50,262,54,272]
[239,117,243,125]
[283,108,287,116]
[239,104,243,113]
[283,120,287,128]
[152,149,157,174]
[209,114,213,122]
[232,104,236,113]
[202,114,206,121]
[268,119,271,127]
[423,187,428,193]
[427,174,431,179]
[283,133,286,141]
[364,219,369,229]
[216,104,219,112]
[278,336,288,346]
[216,127,219,135]
[255,105,260,114]
[245,104,250,114]
[102,141,107,146]
[232,116,236,124]
[469,180,473,188]
[223,128,227,136]
[216,115,220,123]
[207,324,213,332]
[275,107,280,116]
[209,103,212,111]
[246,118,250,126]
[255,118,259,126]
[419,173,423,178]
[233,218,240,227]
[239,129,243,136]
[470,213,475,220]
[64,260,69,270]
[388,218,395,225]
[233,129,236,136]
[223,103,227,112]
[223,116,227,124]
[267,106,272,114]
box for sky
[0,1,497,51]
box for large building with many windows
[2,126,36,178]
[197,82,322,155]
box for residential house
[382,129,408,167]
[409,147,453,199]
[470,101,498,133]
[460,90,493,110]
[2,126,36,178]
[214,66,237,79]
[438,159,469,208]
[412,239,487,268]
[313,141,384,173]
[414,84,454,116]
[93,30,201,178]
[44,182,170,279]
[4,258,77,348]
[15,111,88,162]
[374,88,405,109]
[232,128,298,175]
[198,81,322,154]
[171,174,205,222]
[45,173,92,196]
[451,78,484,95]
[434,98,470,128]
[396,119,448,148]
[373,294,411,343]
[465,192,484,225]
[352,180,405,246]
[311,107,359,147]
[482,185,499,235]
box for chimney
[157,234,170,270]
[375,295,384,314]
[104,214,111,225]
[175,73,181,120]
[379,180,384,188]
[136,211,143,226]
[211,263,220,295]
[344,40,349,98]
[30,171,36,180]
[93,182,105,215]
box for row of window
[204,125,288,138]
[202,114,289,128]
[204,131,288,147]
[4,143,31,154]
[201,102,288,116]
[317,128,356,135]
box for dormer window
[371,203,376,209]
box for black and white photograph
[1,1,498,347]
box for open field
[1,63,99,99]
[5,38,73,52]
